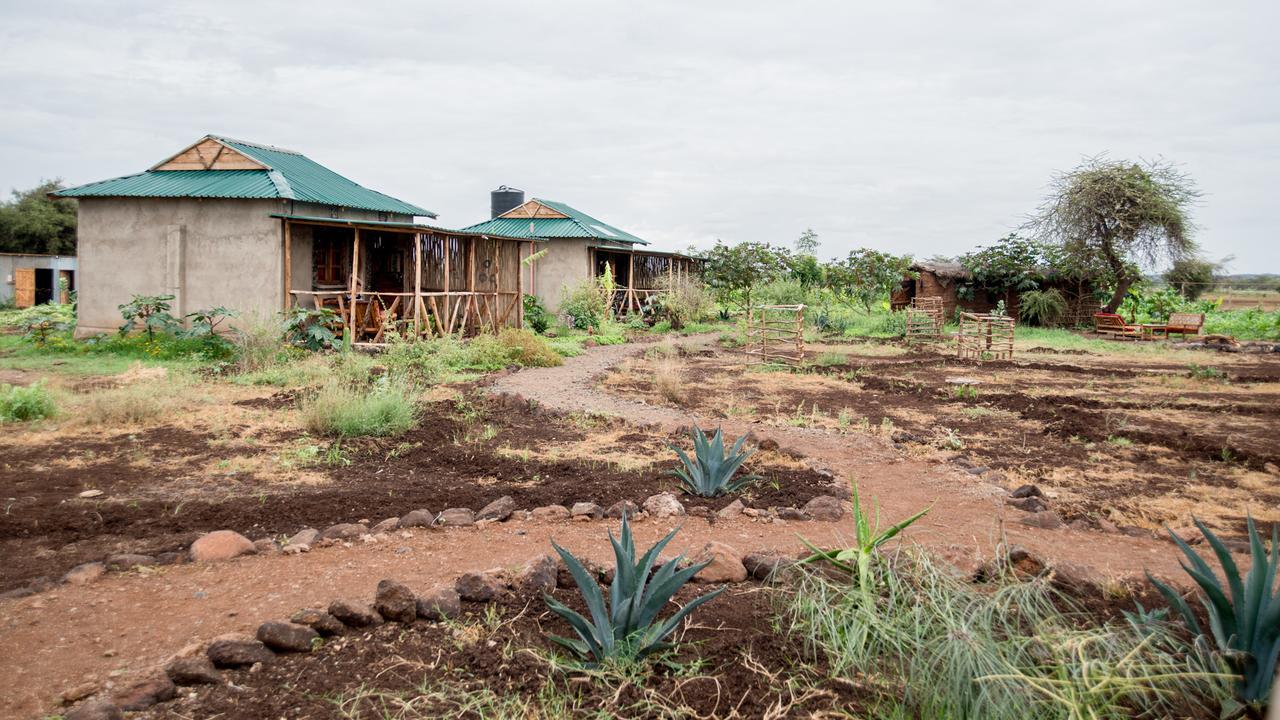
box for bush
[560,280,610,330]
[233,315,291,373]
[282,306,341,351]
[653,277,715,330]
[1017,288,1068,326]
[0,383,56,422]
[523,294,553,334]
[18,306,73,347]
[301,380,417,437]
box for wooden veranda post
[348,227,361,340]
[413,233,423,336]
[282,220,292,310]
[517,241,526,329]
[627,252,636,313]
[442,235,451,335]
[467,237,477,334]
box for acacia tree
[702,240,787,313]
[0,180,77,254]
[1030,157,1200,313]
[825,249,913,314]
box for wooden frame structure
[280,216,536,346]
[957,312,1014,361]
[589,246,704,315]
[745,304,806,366]
[905,296,944,344]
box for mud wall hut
[892,261,1100,324]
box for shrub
[523,294,553,334]
[560,279,610,330]
[118,294,180,338]
[233,315,290,373]
[1017,288,1068,326]
[282,306,341,351]
[668,426,759,497]
[18,307,73,347]
[1150,517,1280,715]
[653,276,715,330]
[545,511,724,664]
[0,382,56,422]
[301,380,417,437]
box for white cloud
[0,0,1276,268]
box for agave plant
[544,512,724,664]
[799,482,930,601]
[1148,516,1280,714]
[667,426,759,497]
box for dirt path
[491,335,1191,576]
[0,338,1196,718]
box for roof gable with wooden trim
[150,137,269,171]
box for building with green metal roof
[460,189,700,313]
[53,135,530,338]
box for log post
[348,228,360,341]
[517,241,526,329]
[442,235,451,335]
[413,233,423,336]
[494,239,502,329]
[466,237,476,334]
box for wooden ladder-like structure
[905,296,944,344]
[957,312,1015,361]
[745,304,806,366]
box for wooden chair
[1093,312,1141,340]
[1164,312,1205,340]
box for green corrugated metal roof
[270,213,540,241]
[54,135,435,218]
[459,198,648,245]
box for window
[313,230,347,287]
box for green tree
[702,240,787,313]
[1163,256,1223,301]
[1031,157,1199,313]
[794,228,820,255]
[825,248,914,314]
[0,180,77,254]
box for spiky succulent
[667,426,759,497]
[544,512,724,663]
[1148,516,1280,711]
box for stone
[1167,526,1205,545]
[256,620,320,652]
[105,553,155,570]
[1007,496,1048,513]
[62,561,106,586]
[1018,510,1063,530]
[374,579,418,623]
[1010,484,1044,499]
[436,508,475,527]
[371,517,399,534]
[570,502,604,520]
[1049,562,1099,597]
[691,541,748,583]
[65,701,123,720]
[516,554,559,595]
[166,656,222,685]
[397,509,436,529]
[825,483,853,500]
[716,499,745,520]
[282,544,310,555]
[556,557,604,588]
[890,430,918,444]
[606,500,639,519]
[252,539,280,555]
[477,496,516,521]
[802,495,845,521]
[742,551,795,581]
[190,530,255,562]
[1008,546,1047,576]
[965,465,990,475]
[985,472,1007,485]
[1097,517,1120,533]
[776,507,808,521]
[531,504,571,522]
[206,633,274,668]
[154,551,187,565]
[318,523,369,541]
[455,570,507,602]
[61,681,101,704]
[642,492,685,519]
[328,600,383,628]
[287,528,319,546]
[417,585,463,620]
[77,489,104,499]
[291,607,345,636]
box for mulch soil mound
[142,584,861,720]
[0,394,833,594]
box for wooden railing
[290,289,521,344]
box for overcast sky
[1,1,1276,270]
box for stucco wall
[533,238,592,312]
[73,198,412,335]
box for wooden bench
[1093,312,1141,339]
[1164,312,1205,340]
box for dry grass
[73,379,184,425]
[652,357,686,406]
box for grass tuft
[0,382,56,422]
[301,380,417,437]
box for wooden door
[13,268,35,308]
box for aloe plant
[1148,516,1280,714]
[544,512,724,664]
[799,482,930,600]
[667,426,759,497]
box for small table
[1138,324,1167,340]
